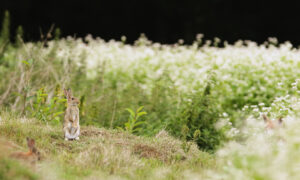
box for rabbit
[64,88,80,141]
[10,137,41,163]
[262,114,283,130]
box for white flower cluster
[30,36,300,99]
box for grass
[0,158,38,180]
[0,111,214,180]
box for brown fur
[10,137,41,164]
[263,114,283,130]
[64,88,80,140]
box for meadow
[1,12,300,179]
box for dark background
[1,0,300,45]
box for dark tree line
[1,0,300,44]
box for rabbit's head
[263,114,283,129]
[26,137,41,161]
[64,88,80,106]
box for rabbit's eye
[72,98,74,100]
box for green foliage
[15,25,24,47]
[29,87,66,124]
[0,10,10,44]
[119,106,147,134]
[182,77,225,151]
[54,28,61,40]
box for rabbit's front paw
[64,138,69,141]
[75,137,79,140]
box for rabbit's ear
[278,117,283,124]
[262,114,271,123]
[64,88,69,97]
[67,89,72,97]
[64,88,72,99]
[27,138,35,150]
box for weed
[118,106,147,134]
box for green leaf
[132,128,142,133]
[125,122,131,129]
[117,127,124,131]
[57,99,67,103]
[132,121,145,128]
[52,117,60,125]
[137,111,147,117]
[21,60,29,65]
[42,107,50,112]
[122,106,147,134]
[137,106,144,112]
[193,129,201,139]
[53,111,64,117]
[125,108,135,117]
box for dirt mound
[81,129,106,137]
[133,144,166,161]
